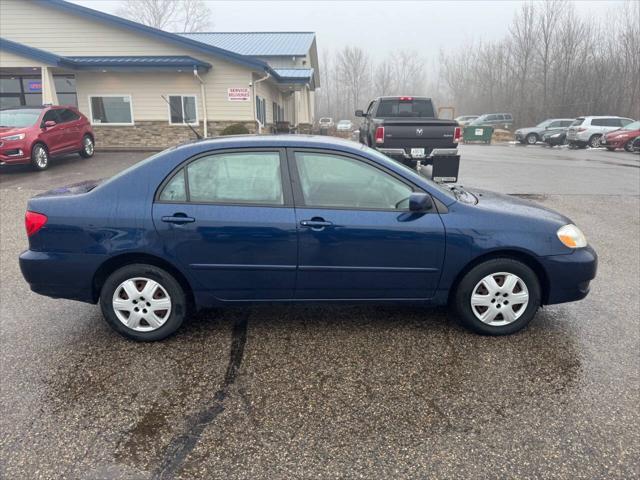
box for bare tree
[335,46,371,118]
[117,0,212,32]
[374,58,396,97]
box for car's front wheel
[624,140,634,153]
[31,143,49,171]
[100,264,187,341]
[453,258,541,335]
[79,134,94,158]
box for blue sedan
[19,136,597,341]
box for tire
[452,258,541,336]
[623,140,634,153]
[588,134,602,148]
[79,134,94,158]
[100,264,187,341]
[525,133,538,145]
[31,143,49,171]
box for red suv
[0,105,94,170]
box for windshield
[0,109,41,128]
[622,120,640,130]
[376,99,435,118]
[363,145,456,200]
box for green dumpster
[463,125,493,144]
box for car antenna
[160,95,202,140]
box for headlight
[551,133,561,138]
[557,224,587,248]
[1,133,25,141]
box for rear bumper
[19,249,101,303]
[540,245,598,305]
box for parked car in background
[469,113,514,129]
[318,117,334,130]
[566,116,634,148]
[601,120,640,152]
[515,118,574,145]
[0,105,94,170]
[356,96,460,168]
[19,135,597,341]
[632,136,640,153]
[336,119,353,131]
[454,115,479,126]
[541,128,569,147]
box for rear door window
[58,109,80,123]
[158,151,284,205]
[592,119,608,126]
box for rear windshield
[571,118,585,126]
[376,99,435,118]
[0,108,41,128]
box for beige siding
[1,0,200,56]
[76,68,253,123]
[0,48,54,67]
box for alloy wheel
[112,277,172,332]
[34,146,48,169]
[84,136,94,156]
[470,272,529,326]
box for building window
[89,95,133,125]
[256,95,266,125]
[168,94,197,125]
[0,75,77,108]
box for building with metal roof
[0,0,320,149]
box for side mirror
[43,120,57,129]
[409,192,433,212]
[355,109,364,117]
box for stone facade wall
[93,121,259,150]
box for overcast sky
[72,0,626,58]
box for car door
[38,109,64,155]
[57,109,82,151]
[152,149,298,301]
[288,148,446,300]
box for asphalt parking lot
[1,143,639,479]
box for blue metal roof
[179,32,315,57]
[0,39,211,71]
[272,68,314,80]
[67,56,211,69]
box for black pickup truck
[356,96,460,170]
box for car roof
[178,134,365,151]
[580,115,626,119]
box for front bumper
[0,141,30,165]
[540,245,598,305]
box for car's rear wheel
[79,135,94,158]
[100,264,187,341]
[525,133,538,145]
[31,143,49,171]
[453,258,541,335]
[588,134,602,148]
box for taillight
[577,127,587,132]
[25,211,47,237]
[375,126,385,144]
[453,126,461,143]
[399,96,413,101]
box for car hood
[606,129,637,139]
[468,188,571,226]
[0,126,28,135]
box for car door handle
[161,214,195,224]
[300,218,333,230]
